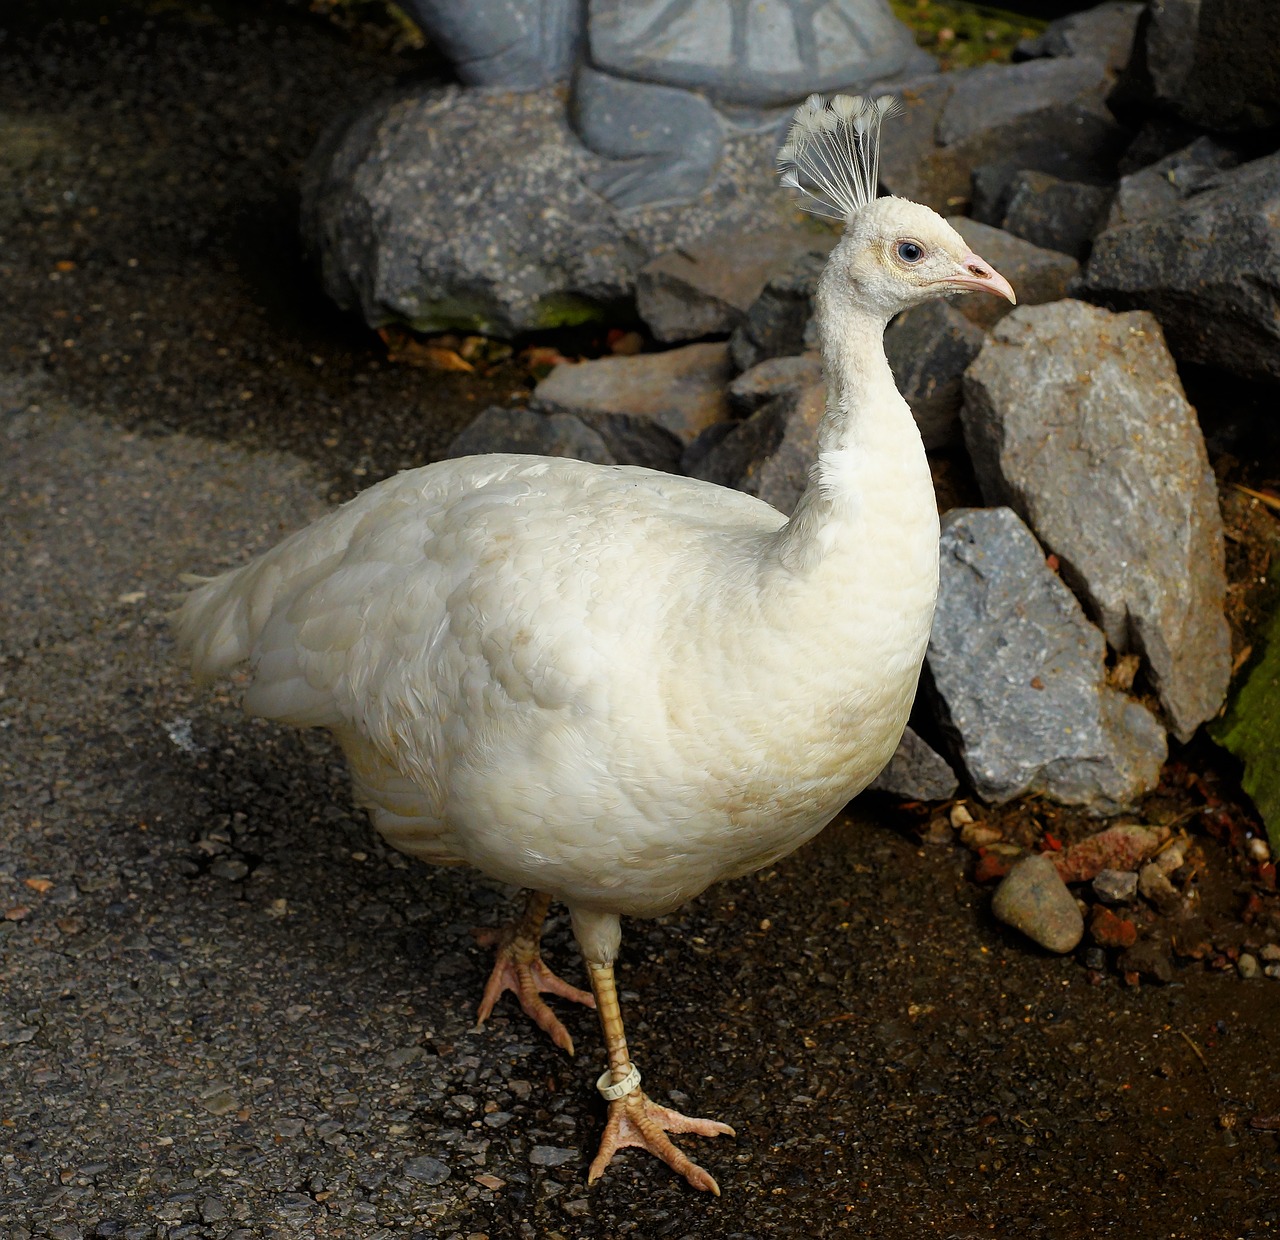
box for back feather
[777,93,900,221]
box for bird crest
[777,93,901,222]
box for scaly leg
[474,890,595,1055]
[586,958,734,1194]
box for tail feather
[171,559,285,686]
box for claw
[588,1089,734,1194]
[474,947,595,1055]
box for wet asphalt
[2,3,1280,1238]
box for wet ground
[2,4,1280,1238]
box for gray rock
[1000,172,1113,261]
[884,300,986,449]
[1082,151,1280,385]
[302,86,793,337]
[1115,0,1280,132]
[880,60,1127,216]
[532,342,733,470]
[965,104,1130,225]
[869,726,959,801]
[637,228,836,344]
[992,853,1084,953]
[961,301,1230,740]
[529,1144,578,1167]
[1101,136,1240,231]
[937,57,1114,149]
[729,251,828,372]
[926,507,1167,812]
[726,353,823,418]
[444,406,614,464]
[1092,867,1139,904]
[1014,1,1144,75]
[689,380,825,516]
[946,219,1079,330]
[587,0,922,108]
[403,1155,451,1184]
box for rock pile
[314,2,1280,829]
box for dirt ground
[2,3,1279,1238]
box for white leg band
[596,1063,642,1102]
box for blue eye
[897,240,924,263]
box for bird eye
[896,240,924,264]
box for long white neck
[773,284,936,575]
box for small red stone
[974,851,1015,883]
[1089,905,1138,949]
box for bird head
[778,93,1015,321]
[829,196,1016,319]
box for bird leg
[473,890,595,1055]
[585,959,734,1195]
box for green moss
[1212,592,1280,854]
[889,0,1047,69]
[395,291,610,336]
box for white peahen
[173,94,1014,1194]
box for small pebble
[1246,836,1272,862]
[403,1155,451,1185]
[1259,943,1280,963]
[991,854,1084,953]
[1092,868,1138,904]
[1089,905,1137,949]
[1238,953,1259,980]
[529,1145,577,1167]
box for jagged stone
[946,219,1078,330]
[884,300,985,450]
[1081,150,1280,384]
[444,405,614,463]
[926,507,1167,812]
[1101,136,1240,231]
[726,354,823,418]
[869,726,959,801]
[880,58,1127,216]
[637,229,836,344]
[999,172,1113,261]
[1014,1,1144,75]
[962,301,1229,741]
[687,380,824,516]
[531,342,733,470]
[728,251,827,372]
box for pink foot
[588,1090,735,1194]
[473,926,595,1055]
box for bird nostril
[966,264,990,279]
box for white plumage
[173,95,1014,1194]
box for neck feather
[774,292,926,572]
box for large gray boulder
[1080,151,1280,385]
[926,507,1167,813]
[301,87,791,336]
[961,301,1230,741]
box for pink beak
[948,252,1017,304]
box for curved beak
[947,252,1016,304]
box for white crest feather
[777,93,901,221]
